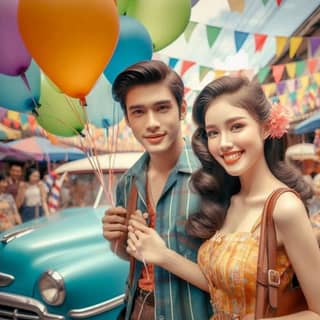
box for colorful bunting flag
[276,0,282,6]
[276,36,288,57]
[234,31,249,52]
[307,58,318,73]
[168,57,179,69]
[262,0,269,5]
[227,0,245,12]
[206,25,222,48]
[258,66,270,83]
[184,21,197,43]
[289,37,303,58]
[254,34,268,52]
[272,64,285,83]
[199,66,212,82]
[180,60,196,77]
[286,62,296,79]
[296,60,306,77]
[310,37,320,56]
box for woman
[127,76,320,319]
[0,173,22,231]
[17,168,49,222]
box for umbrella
[294,112,320,134]
[285,143,317,161]
[0,141,41,161]
[7,137,86,161]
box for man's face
[125,83,186,156]
[9,165,22,181]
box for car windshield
[60,172,122,208]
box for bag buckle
[268,269,280,287]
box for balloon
[36,76,86,137]
[126,0,191,51]
[104,16,153,83]
[18,0,120,98]
[0,60,40,112]
[116,0,130,14]
[0,0,31,76]
[86,75,124,128]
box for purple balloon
[191,0,200,6]
[0,0,31,76]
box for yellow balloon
[18,0,119,98]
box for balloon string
[20,72,40,110]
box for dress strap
[250,215,262,234]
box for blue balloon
[86,75,124,128]
[104,16,153,83]
[0,60,40,112]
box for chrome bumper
[0,292,64,320]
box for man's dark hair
[112,60,184,116]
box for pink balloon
[0,0,31,76]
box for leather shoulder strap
[255,187,299,319]
[127,180,138,287]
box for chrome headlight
[39,270,66,306]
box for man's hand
[102,206,128,241]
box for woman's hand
[127,217,167,265]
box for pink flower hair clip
[268,102,292,139]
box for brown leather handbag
[255,188,308,319]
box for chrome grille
[0,305,40,319]
[0,293,63,320]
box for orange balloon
[18,0,119,99]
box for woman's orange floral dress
[198,226,293,320]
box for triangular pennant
[262,0,269,4]
[7,110,20,121]
[296,60,306,77]
[206,26,222,48]
[310,37,320,56]
[184,87,191,95]
[180,60,196,76]
[289,91,297,103]
[184,21,197,42]
[199,65,212,82]
[314,73,320,86]
[227,0,245,12]
[262,83,276,97]
[214,70,226,79]
[257,66,270,83]
[254,34,268,52]
[296,88,304,102]
[278,94,288,106]
[286,62,296,79]
[276,0,282,6]
[169,57,179,69]
[289,37,303,58]
[286,79,296,92]
[307,58,318,73]
[299,75,309,89]
[234,31,249,52]
[272,64,285,83]
[276,81,286,95]
[276,36,288,57]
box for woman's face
[0,179,8,193]
[29,171,40,184]
[204,97,267,177]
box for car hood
[0,207,128,308]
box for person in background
[17,168,49,222]
[6,162,25,203]
[0,173,22,232]
[127,76,320,319]
[102,60,211,320]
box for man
[102,60,211,320]
[6,162,24,204]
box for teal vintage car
[0,152,142,320]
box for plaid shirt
[116,139,211,320]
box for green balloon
[116,0,130,15]
[126,0,191,51]
[36,77,85,137]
